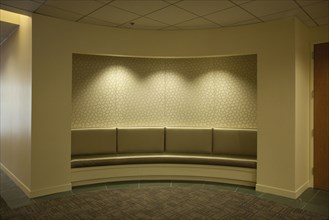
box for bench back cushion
[166,127,212,154]
[213,129,257,157]
[117,127,165,153]
[71,128,116,156]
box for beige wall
[31,20,72,195]
[0,10,32,194]
[30,14,316,198]
[255,20,296,196]
[310,24,329,44]
[294,19,311,192]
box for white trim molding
[29,183,72,198]
[1,163,31,196]
[1,163,72,198]
[71,164,256,187]
[256,181,310,199]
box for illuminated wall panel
[72,54,256,128]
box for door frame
[309,41,328,188]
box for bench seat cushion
[71,154,256,169]
[166,127,212,154]
[117,127,165,153]
[213,128,257,157]
[71,128,116,156]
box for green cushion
[213,129,257,157]
[165,127,212,154]
[117,127,165,153]
[71,128,116,156]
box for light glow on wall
[72,54,257,128]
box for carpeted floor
[1,187,327,220]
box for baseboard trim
[0,163,31,196]
[295,181,310,198]
[256,181,310,199]
[29,183,72,198]
[1,163,72,198]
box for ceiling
[0,21,19,45]
[0,0,328,30]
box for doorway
[313,42,329,191]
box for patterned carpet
[1,187,327,220]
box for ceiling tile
[44,0,104,15]
[240,0,298,17]
[121,17,168,29]
[303,19,318,27]
[79,16,117,27]
[36,5,82,21]
[295,0,323,6]
[230,0,253,5]
[110,0,169,16]
[314,16,329,25]
[146,5,197,25]
[0,21,19,45]
[163,0,182,4]
[31,0,46,3]
[161,26,181,30]
[1,0,325,30]
[175,0,234,16]
[95,0,113,3]
[175,17,221,29]
[260,8,313,23]
[303,1,329,19]
[231,18,261,26]
[0,0,42,12]
[205,6,256,26]
[89,5,140,25]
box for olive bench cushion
[71,127,257,169]
[71,128,116,156]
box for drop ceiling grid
[0,0,42,12]
[45,0,104,15]
[0,0,328,30]
[36,4,82,21]
[302,1,329,19]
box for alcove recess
[72,54,257,129]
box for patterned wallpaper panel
[72,54,257,128]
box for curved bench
[71,127,257,187]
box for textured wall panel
[212,55,257,128]
[72,54,256,128]
[116,58,166,127]
[165,58,214,127]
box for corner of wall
[310,24,329,44]
[0,10,32,195]
[256,180,310,199]
[294,18,311,193]
[0,163,31,197]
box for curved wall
[30,14,314,198]
[72,54,257,128]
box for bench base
[71,164,256,187]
